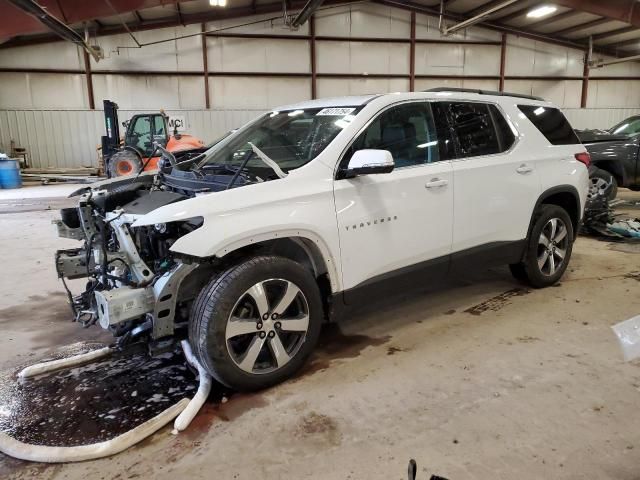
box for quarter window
[517,105,580,145]
[344,102,443,168]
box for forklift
[101,100,204,177]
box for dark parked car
[576,116,640,199]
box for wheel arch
[213,232,340,309]
[591,160,626,186]
[531,185,581,235]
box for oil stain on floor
[464,288,530,316]
[0,345,200,447]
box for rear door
[433,101,540,261]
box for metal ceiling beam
[552,0,640,28]
[0,0,350,49]
[441,0,518,35]
[465,0,514,18]
[527,9,578,30]
[491,4,534,23]
[551,18,612,37]
[176,3,184,26]
[579,25,637,42]
[7,0,99,58]
[290,0,325,27]
[374,0,622,57]
[606,36,640,50]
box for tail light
[574,152,591,167]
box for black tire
[589,168,618,200]
[511,204,574,288]
[107,150,143,178]
[189,256,323,391]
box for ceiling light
[526,5,557,18]
[210,0,227,6]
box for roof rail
[424,87,545,102]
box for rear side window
[517,105,580,145]
[433,102,513,158]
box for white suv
[55,88,590,390]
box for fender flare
[214,229,342,293]
[527,185,581,239]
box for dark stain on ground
[444,309,456,315]
[295,411,341,446]
[464,288,530,316]
[387,346,404,355]
[0,318,390,454]
[0,292,111,350]
[0,346,198,447]
[301,323,391,376]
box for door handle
[516,164,533,174]
[425,178,448,189]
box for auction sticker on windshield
[316,107,356,116]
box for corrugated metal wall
[1,3,640,168]
[0,109,263,169]
[1,107,636,169]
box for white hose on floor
[18,347,113,379]
[0,398,189,463]
[173,340,212,433]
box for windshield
[199,107,362,172]
[609,117,640,136]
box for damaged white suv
[55,89,590,391]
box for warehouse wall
[1,3,640,168]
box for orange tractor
[101,100,204,177]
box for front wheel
[107,150,143,178]
[509,205,574,288]
[189,256,323,391]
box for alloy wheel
[588,176,610,199]
[225,279,310,374]
[537,218,569,276]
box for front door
[333,101,455,303]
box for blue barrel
[0,159,22,189]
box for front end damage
[53,176,209,350]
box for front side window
[200,107,363,174]
[344,102,443,168]
[434,102,501,158]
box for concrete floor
[1,184,639,480]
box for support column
[201,23,210,109]
[581,50,590,108]
[83,49,95,110]
[310,15,317,99]
[410,11,416,92]
[499,33,506,92]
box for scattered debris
[581,193,640,241]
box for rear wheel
[509,205,574,288]
[107,150,143,178]
[189,256,323,391]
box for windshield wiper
[248,142,287,179]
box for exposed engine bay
[53,147,281,351]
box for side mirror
[342,149,394,179]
